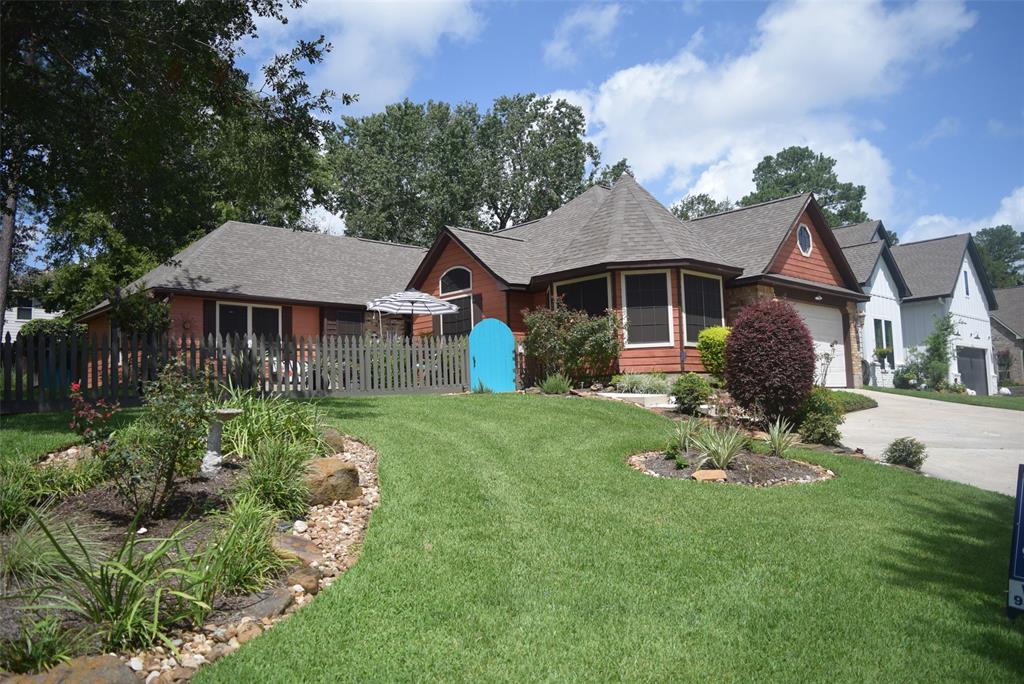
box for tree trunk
[0,180,18,333]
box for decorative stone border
[626,451,835,487]
[118,436,380,683]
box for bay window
[681,272,723,344]
[554,275,610,316]
[622,271,672,347]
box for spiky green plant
[690,426,748,470]
[540,373,572,395]
[220,385,326,457]
[764,417,797,459]
[0,615,83,674]
[234,436,314,519]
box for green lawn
[170,394,1024,682]
[0,408,142,459]
[830,389,878,413]
[864,386,1024,411]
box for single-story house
[80,222,426,341]
[407,175,868,387]
[890,233,998,395]
[991,285,1024,387]
[835,220,911,387]
[2,293,61,339]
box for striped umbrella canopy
[365,289,460,316]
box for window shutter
[321,307,337,336]
[203,300,216,339]
[282,306,293,339]
[432,314,441,336]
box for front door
[956,347,988,395]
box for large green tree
[2,0,346,318]
[974,224,1023,288]
[327,100,483,246]
[670,193,732,221]
[478,94,599,230]
[739,146,869,227]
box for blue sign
[1009,464,1024,620]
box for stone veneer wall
[845,300,863,388]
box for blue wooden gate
[468,318,516,393]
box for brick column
[724,284,775,325]
[846,301,863,388]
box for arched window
[796,223,813,256]
[440,266,471,295]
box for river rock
[272,534,322,566]
[306,459,362,505]
[287,565,321,595]
[9,655,137,684]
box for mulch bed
[628,450,834,487]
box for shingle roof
[683,193,813,275]
[83,222,426,317]
[992,286,1024,337]
[890,233,971,301]
[833,220,883,248]
[438,176,739,286]
[841,241,885,285]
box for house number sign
[1009,464,1024,620]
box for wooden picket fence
[0,332,469,414]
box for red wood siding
[507,290,546,336]
[412,236,507,335]
[770,209,844,286]
[612,269,705,374]
[169,296,204,338]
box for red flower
[70,382,81,392]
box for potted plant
[874,346,893,370]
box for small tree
[920,313,957,390]
[725,299,815,419]
[521,305,622,386]
[108,286,170,337]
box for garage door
[956,347,988,395]
[792,302,848,388]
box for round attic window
[797,223,813,256]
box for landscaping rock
[235,623,263,645]
[322,428,347,454]
[306,458,362,505]
[287,565,321,594]
[692,469,728,482]
[272,534,322,566]
[293,519,308,533]
[246,588,293,621]
[10,655,137,684]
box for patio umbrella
[366,289,460,335]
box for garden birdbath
[201,408,243,474]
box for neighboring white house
[836,221,911,388]
[891,234,999,395]
[1,294,60,339]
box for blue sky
[242,0,1023,241]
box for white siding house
[836,221,909,388]
[2,295,60,339]
[892,234,998,395]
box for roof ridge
[620,178,682,257]
[451,227,525,243]
[687,192,811,221]
[351,236,427,250]
[893,232,969,249]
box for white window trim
[439,266,472,297]
[215,301,282,338]
[620,269,674,349]
[439,293,474,336]
[679,269,725,347]
[797,223,814,257]
[552,273,612,313]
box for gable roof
[833,220,884,248]
[81,222,427,318]
[890,233,997,308]
[411,175,742,288]
[840,241,912,298]
[992,286,1024,338]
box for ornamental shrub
[610,372,671,394]
[671,373,712,415]
[522,306,622,385]
[69,383,119,445]
[883,437,927,471]
[795,387,844,445]
[540,373,572,394]
[696,326,730,382]
[16,317,86,340]
[725,299,815,419]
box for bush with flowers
[69,382,120,447]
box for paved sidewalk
[839,389,1023,496]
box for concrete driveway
[839,389,1023,496]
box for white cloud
[902,186,1024,242]
[245,0,482,113]
[558,0,975,221]
[544,4,623,69]
[914,116,960,148]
